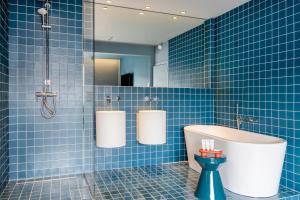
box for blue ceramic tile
[0,0,9,195]
[1,163,299,200]
[94,86,214,171]
[213,0,300,193]
[169,20,213,88]
[8,0,84,181]
[4,0,300,197]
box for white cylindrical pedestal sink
[137,110,166,145]
[96,111,126,148]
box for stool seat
[194,154,226,200]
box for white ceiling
[94,0,249,19]
[94,0,249,45]
[95,5,204,45]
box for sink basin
[136,110,166,145]
[96,111,126,148]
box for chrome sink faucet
[105,95,121,105]
[236,103,258,129]
[144,96,159,104]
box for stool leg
[195,170,226,200]
[212,171,226,200]
[195,169,211,200]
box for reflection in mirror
[95,53,152,87]
[94,3,207,88]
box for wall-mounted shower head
[38,8,47,26]
[37,4,51,29]
[37,7,47,15]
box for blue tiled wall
[169,20,212,88]
[6,0,215,180]
[213,0,300,192]
[6,1,300,195]
[8,0,84,180]
[94,86,214,170]
[0,0,9,194]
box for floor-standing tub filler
[184,125,287,198]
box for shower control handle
[35,91,57,97]
[42,25,52,29]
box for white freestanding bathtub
[184,125,287,198]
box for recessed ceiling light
[157,44,163,50]
[103,7,108,10]
[139,12,144,15]
[145,6,151,9]
[106,0,112,3]
[180,11,186,15]
[173,16,177,20]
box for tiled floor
[1,163,300,200]
[0,175,92,200]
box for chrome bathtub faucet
[236,114,242,130]
[236,104,258,129]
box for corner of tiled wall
[8,0,84,180]
[0,0,9,195]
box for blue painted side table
[194,154,226,200]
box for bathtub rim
[184,125,287,145]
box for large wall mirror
[94,2,209,88]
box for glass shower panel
[83,0,96,197]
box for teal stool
[194,154,226,200]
